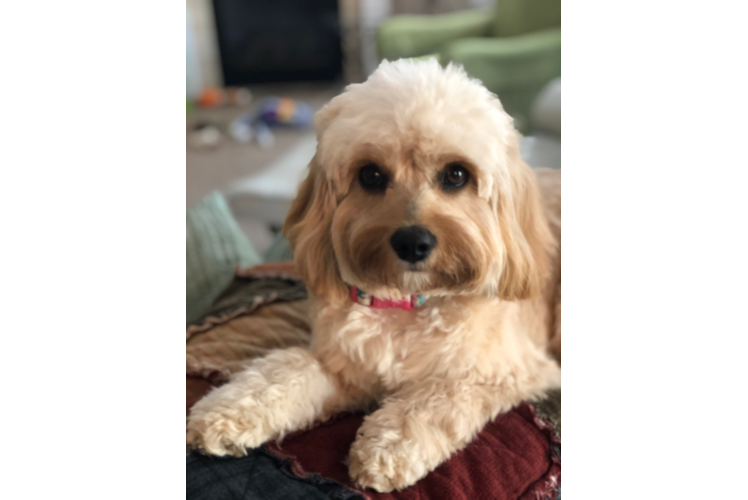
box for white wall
[186,0,222,92]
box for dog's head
[284,60,554,303]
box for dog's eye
[442,163,469,189]
[359,164,387,191]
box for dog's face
[285,60,553,303]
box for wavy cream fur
[187,59,561,493]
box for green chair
[376,0,560,133]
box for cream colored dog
[186,59,561,492]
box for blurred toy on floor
[229,97,314,149]
[187,93,314,151]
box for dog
[186,59,561,493]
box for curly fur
[187,59,561,492]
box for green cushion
[186,192,262,323]
[493,0,561,38]
[442,29,561,132]
[376,8,494,61]
[408,54,441,64]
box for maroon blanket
[264,404,560,500]
[188,377,559,499]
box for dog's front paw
[186,408,270,457]
[348,431,429,492]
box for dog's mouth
[399,266,432,294]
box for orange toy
[197,87,225,108]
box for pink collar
[350,286,426,311]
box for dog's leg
[186,347,345,456]
[348,355,560,492]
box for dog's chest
[325,302,473,391]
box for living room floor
[187,82,344,252]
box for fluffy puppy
[187,59,561,492]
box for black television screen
[212,0,343,85]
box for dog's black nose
[390,226,437,263]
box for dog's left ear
[495,128,556,301]
[283,153,348,303]
[283,93,353,303]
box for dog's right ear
[494,130,555,301]
[283,154,348,303]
